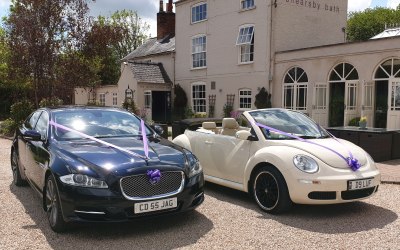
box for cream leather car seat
[221,118,239,136]
[201,122,218,133]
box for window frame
[192,82,207,113]
[191,34,207,69]
[112,93,118,106]
[34,111,49,140]
[144,90,152,109]
[191,2,207,24]
[239,89,252,110]
[99,93,106,106]
[240,0,255,10]
[237,25,255,64]
[282,66,309,112]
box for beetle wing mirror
[236,130,252,140]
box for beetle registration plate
[134,197,177,214]
[348,178,373,190]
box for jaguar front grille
[120,171,185,201]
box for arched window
[329,63,359,82]
[375,58,400,79]
[374,58,400,112]
[328,63,359,127]
[283,67,308,111]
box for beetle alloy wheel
[46,178,58,227]
[253,171,279,211]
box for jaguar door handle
[205,141,214,145]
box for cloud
[387,0,400,8]
[88,0,158,19]
[348,0,373,12]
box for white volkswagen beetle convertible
[173,108,381,213]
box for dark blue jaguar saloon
[11,107,204,232]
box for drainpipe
[268,0,276,99]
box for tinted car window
[24,111,42,130]
[52,109,152,140]
[35,111,49,139]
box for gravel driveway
[1,138,400,249]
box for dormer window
[241,0,255,10]
[191,2,207,23]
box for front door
[361,81,375,126]
[311,83,328,127]
[329,82,345,127]
[375,80,389,128]
[344,81,359,126]
[387,79,400,129]
[152,91,171,123]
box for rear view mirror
[23,130,42,141]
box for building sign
[285,0,340,13]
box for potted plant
[359,116,367,129]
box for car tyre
[11,150,26,186]
[251,166,292,214]
[45,175,68,233]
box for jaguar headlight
[60,174,108,188]
[293,155,319,174]
[186,153,203,178]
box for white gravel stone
[1,138,399,249]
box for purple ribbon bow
[147,169,162,184]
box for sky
[1,0,400,37]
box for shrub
[39,97,63,108]
[173,84,188,119]
[122,100,139,115]
[254,87,272,109]
[348,117,360,126]
[10,99,34,124]
[223,104,233,118]
[0,118,17,136]
[230,110,243,120]
[184,106,194,118]
[194,112,207,118]
[87,100,101,106]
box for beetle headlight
[186,153,203,178]
[60,174,108,188]
[293,155,319,174]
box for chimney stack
[159,0,164,12]
[167,0,173,12]
[157,0,175,40]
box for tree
[4,0,93,107]
[173,84,188,120]
[254,87,272,109]
[83,11,150,85]
[108,10,150,59]
[347,6,400,42]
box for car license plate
[134,197,177,214]
[348,178,373,190]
